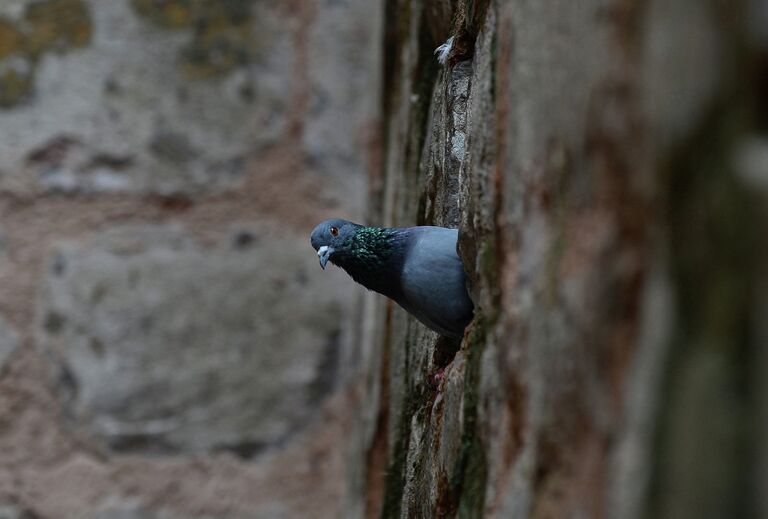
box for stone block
[0,0,377,198]
[0,1,290,194]
[38,226,350,455]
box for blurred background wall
[0,0,380,517]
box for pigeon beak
[317,245,334,270]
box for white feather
[434,36,454,65]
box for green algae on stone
[0,19,25,59]
[0,0,91,108]
[24,0,92,56]
[180,14,252,78]
[130,0,196,29]
[453,320,489,518]
[0,64,34,107]
[131,0,256,79]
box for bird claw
[428,367,447,390]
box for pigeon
[310,219,474,340]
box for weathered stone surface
[38,226,351,455]
[301,0,380,213]
[0,0,375,517]
[0,505,37,519]
[0,0,91,107]
[0,0,279,193]
[0,0,761,516]
[0,0,375,198]
[355,0,768,518]
[0,316,19,372]
[131,0,255,79]
[92,498,258,519]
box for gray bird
[310,219,474,340]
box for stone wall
[2,1,766,518]
[0,0,379,517]
[354,0,768,518]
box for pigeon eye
[330,226,339,237]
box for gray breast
[397,227,473,339]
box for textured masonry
[353,0,768,518]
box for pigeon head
[310,219,361,269]
[310,218,405,277]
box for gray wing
[398,227,473,339]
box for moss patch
[0,65,34,108]
[380,334,418,518]
[131,0,197,28]
[452,321,489,518]
[25,0,91,56]
[0,19,25,59]
[131,0,257,79]
[0,0,92,108]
